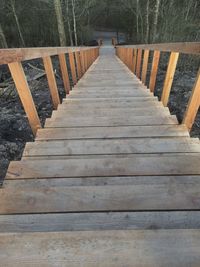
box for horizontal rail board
[119,42,200,55]
[0,46,98,65]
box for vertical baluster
[8,62,41,135]
[161,52,179,106]
[69,51,77,85]
[58,53,70,94]
[149,50,160,92]
[141,49,149,85]
[136,48,142,78]
[43,56,60,109]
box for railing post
[8,62,41,135]
[149,50,160,92]
[183,69,200,131]
[161,52,179,106]
[43,56,60,109]
[75,51,82,79]
[58,53,70,94]
[141,49,149,85]
[69,51,77,85]
[132,49,137,74]
[136,48,142,78]
[80,50,86,74]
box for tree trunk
[65,0,74,46]
[0,23,8,48]
[11,0,25,47]
[136,0,139,42]
[152,0,160,43]
[54,0,66,46]
[145,0,149,43]
[72,0,78,46]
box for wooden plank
[58,53,70,94]
[43,56,60,109]
[68,92,153,98]
[45,114,178,128]
[23,138,200,157]
[80,50,86,74]
[121,42,200,55]
[132,48,137,73]
[0,46,99,65]
[0,230,200,266]
[1,176,200,214]
[149,50,160,92]
[8,62,41,135]
[141,49,149,85]
[161,52,179,106]
[136,48,142,78]
[75,51,82,79]
[183,69,200,130]
[69,52,77,85]
[6,155,200,179]
[54,107,169,118]
[35,125,189,141]
[1,211,200,232]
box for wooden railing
[0,46,99,135]
[116,42,200,131]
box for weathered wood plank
[53,107,169,118]
[23,138,200,157]
[1,176,200,214]
[45,114,177,127]
[35,125,189,141]
[0,230,200,266]
[8,62,41,135]
[6,155,200,179]
[1,211,200,232]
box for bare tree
[54,0,66,46]
[145,0,149,43]
[152,0,160,42]
[71,0,78,46]
[0,23,8,48]
[10,0,25,46]
[65,0,74,46]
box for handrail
[0,46,99,65]
[0,46,100,135]
[118,42,200,55]
[116,42,200,132]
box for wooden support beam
[58,54,70,94]
[69,52,77,85]
[161,52,179,106]
[43,56,60,109]
[75,51,82,79]
[8,62,41,135]
[132,49,137,74]
[149,50,160,92]
[141,50,149,85]
[80,50,86,74]
[136,49,142,78]
[183,69,200,131]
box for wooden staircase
[0,46,200,266]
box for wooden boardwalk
[1,47,200,266]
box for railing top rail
[116,42,200,55]
[0,46,99,65]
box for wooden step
[23,138,200,158]
[1,211,200,232]
[36,125,189,141]
[0,230,200,266]
[6,155,200,179]
[1,176,200,214]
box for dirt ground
[0,55,199,181]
